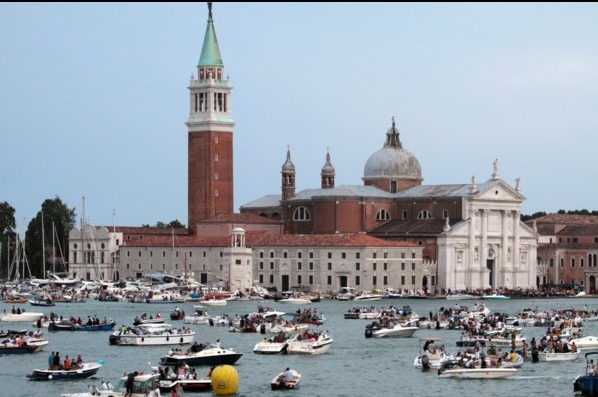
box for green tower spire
[199,2,223,67]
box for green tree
[0,202,17,279]
[152,220,186,228]
[25,196,76,278]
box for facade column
[513,210,520,268]
[502,210,508,269]
[468,213,476,287]
[481,209,488,286]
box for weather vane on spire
[208,2,213,19]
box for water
[1,297,594,397]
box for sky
[2,2,598,231]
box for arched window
[376,209,390,221]
[417,210,433,219]
[293,206,311,221]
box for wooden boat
[49,321,116,332]
[26,362,103,380]
[0,344,40,354]
[271,368,301,390]
[3,298,29,304]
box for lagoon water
[1,297,594,397]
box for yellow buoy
[211,364,239,395]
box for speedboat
[287,327,333,355]
[0,311,45,322]
[538,351,580,362]
[353,290,384,301]
[0,344,40,354]
[254,332,290,354]
[61,372,159,397]
[277,297,312,304]
[569,336,598,351]
[271,369,301,390]
[483,293,510,300]
[414,338,456,370]
[201,297,227,306]
[26,361,103,381]
[365,319,418,338]
[160,344,243,366]
[446,293,477,300]
[438,366,517,379]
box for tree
[0,202,17,279]
[25,196,76,278]
[152,220,186,228]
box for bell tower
[187,2,235,232]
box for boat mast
[42,211,46,278]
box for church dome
[321,150,335,175]
[281,148,295,173]
[363,118,422,182]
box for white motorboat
[483,293,510,300]
[1,312,45,322]
[365,319,418,338]
[353,290,384,301]
[438,367,517,379]
[567,336,598,351]
[336,287,357,301]
[201,298,227,306]
[277,297,312,304]
[287,328,333,355]
[109,324,195,346]
[254,332,291,354]
[445,293,477,300]
[414,337,456,370]
[538,351,580,362]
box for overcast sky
[2,2,598,231]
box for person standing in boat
[124,371,138,397]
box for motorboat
[271,368,301,390]
[26,361,103,381]
[353,290,384,301]
[365,318,418,338]
[483,293,510,300]
[414,338,456,370]
[287,326,333,355]
[0,311,45,322]
[445,293,477,300]
[158,377,211,393]
[61,372,159,397]
[201,297,227,306]
[538,351,580,362]
[336,287,357,301]
[254,332,290,354]
[438,366,517,379]
[0,330,49,351]
[49,321,116,332]
[183,306,210,324]
[574,351,598,395]
[109,324,195,346]
[568,336,598,351]
[277,297,312,304]
[160,344,243,366]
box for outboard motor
[421,354,430,371]
[365,324,373,338]
[208,318,214,326]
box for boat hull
[160,348,243,366]
[158,379,211,393]
[0,345,39,354]
[439,368,517,379]
[26,363,102,381]
[109,332,195,346]
[49,322,116,331]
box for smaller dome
[281,149,295,173]
[321,151,335,175]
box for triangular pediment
[473,179,525,202]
